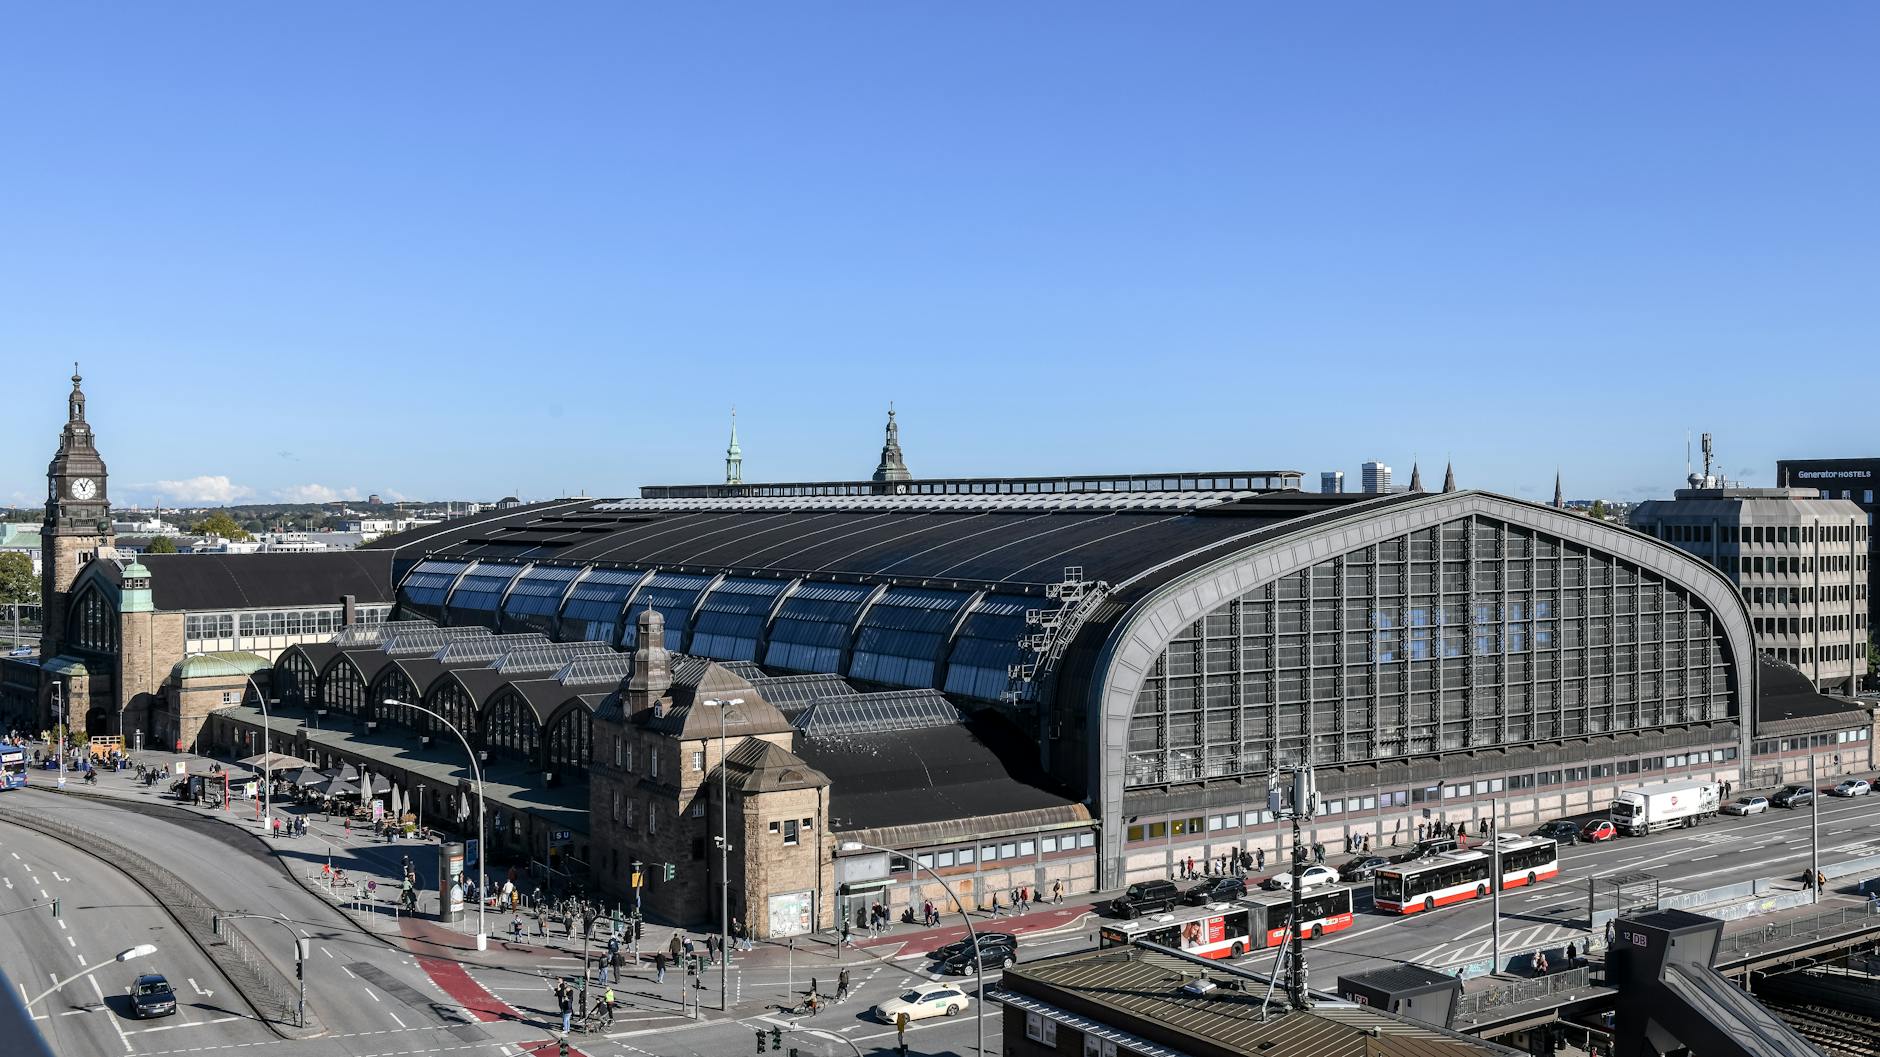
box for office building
[1776,457,1880,632]
[1321,471,1344,494]
[1362,461,1391,494]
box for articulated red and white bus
[1372,836,1560,915]
[1097,886,1357,958]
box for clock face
[70,477,97,500]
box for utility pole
[1267,757,1318,1010]
[1810,755,1820,905]
[1490,796,1503,972]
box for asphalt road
[6,787,558,1056]
[0,818,276,1057]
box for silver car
[1831,779,1871,798]
[1719,796,1767,816]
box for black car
[1182,876,1248,905]
[1337,855,1392,882]
[941,943,1017,975]
[1772,785,1816,808]
[1532,821,1581,845]
[129,974,177,1019]
[1389,836,1460,864]
[931,933,1018,961]
[1108,879,1180,918]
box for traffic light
[49,899,60,919]
[770,1026,782,1048]
[662,862,675,882]
[634,918,645,941]
[211,913,220,936]
[757,1030,767,1052]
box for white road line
[388,1011,406,1027]
[364,986,380,1002]
[38,888,47,899]
[340,965,356,979]
[57,920,66,930]
[1691,855,1717,862]
[76,954,86,967]
[51,871,67,882]
[321,946,333,959]
[67,936,76,947]
[90,974,132,1052]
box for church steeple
[871,403,911,484]
[724,408,743,486]
[1553,470,1564,509]
[1441,461,1456,493]
[1407,462,1424,493]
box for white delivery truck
[1610,780,1721,835]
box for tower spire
[68,362,86,424]
[871,403,911,483]
[1553,469,1564,509]
[1441,461,1456,493]
[1407,462,1424,493]
[724,407,743,486]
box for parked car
[1720,796,1769,816]
[1580,820,1618,842]
[129,974,177,1019]
[874,985,972,1023]
[1182,876,1248,905]
[1261,864,1339,891]
[1108,879,1181,918]
[941,943,1017,975]
[1532,821,1582,845]
[1831,779,1871,798]
[930,933,1018,962]
[1338,855,1392,882]
[1772,785,1816,808]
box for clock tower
[41,365,114,660]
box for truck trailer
[1610,781,1721,836]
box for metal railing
[1454,967,1593,1020]
[0,802,311,1031]
[1719,903,1880,959]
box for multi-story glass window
[545,707,592,779]
[275,648,319,706]
[371,666,428,733]
[484,689,540,766]
[320,658,368,717]
[67,586,117,653]
[427,678,480,742]
[1124,516,1736,788]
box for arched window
[427,678,480,744]
[371,667,426,733]
[484,689,540,767]
[319,658,367,716]
[66,586,117,654]
[544,705,593,779]
[276,649,319,707]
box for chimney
[626,610,672,714]
[341,594,357,626]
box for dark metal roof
[366,492,1409,598]
[806,713,1079,832]
[133,551,395,612]
[1757,656,1872,725]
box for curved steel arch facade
[1084,492,1757,885]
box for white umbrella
[237,751,309,773]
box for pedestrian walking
[669,932,683,962]
[557,981,573,1034]
[990,893,1002,918]
[1256,848,1265,872]
[1566,941,1577,965]
[1052,880,1063,904]
[1185,855,1195,879]
[511,915,524,944]
[654,952,667,983]
[837,969,851,1001]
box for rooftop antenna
[1701,432,1715,486]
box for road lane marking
[364,985,380,1002]
[90,973,132,1052]
[389,1011,405,1027]
[340,965,356,979]
[67,935,76,947]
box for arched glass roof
[765,582,874,674]
[848,587,974,690]
[559,568,646,646]
[690,577,790,662]
[621,571,714,651]
[943,594,1037,702]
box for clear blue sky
[3,4,1875,508]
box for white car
[1719,796,1768,816]
[1261,865,1339,892]
[874,985,971,1024]
[1831,779,1871,798]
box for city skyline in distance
[3,5,1875,507]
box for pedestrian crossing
[1412,922,1590,967]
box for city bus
[1372,836,1560,915]
[1097,886,1356,958]
[0,746,27,790]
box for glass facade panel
[848,587,973,689]
[1124,515,1737,788]
[319,658,367,716]
[559,568,644,645]
[690,577,790,661]
[500,565,582,634]
[484,689,539,766]
[275,649,318,706]
[620,572,714,650]
[943,594,1036,702]
[397,559,471,621]
[764,582,874,674]
[545,708,592,779]
[444,562,526,628]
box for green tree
[189,512,252,541]
[145,535,178,554]
[0,552,36,606]
[1587,499,1608,521]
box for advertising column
[438,842,465,922]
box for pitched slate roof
[129,551,395,612]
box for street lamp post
[185,649,274,831]
[26,944,156,1009]
[384,697,488,950]
[840,840,987,1057]
[702,696,744,1012]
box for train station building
[12,372,1877,936]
